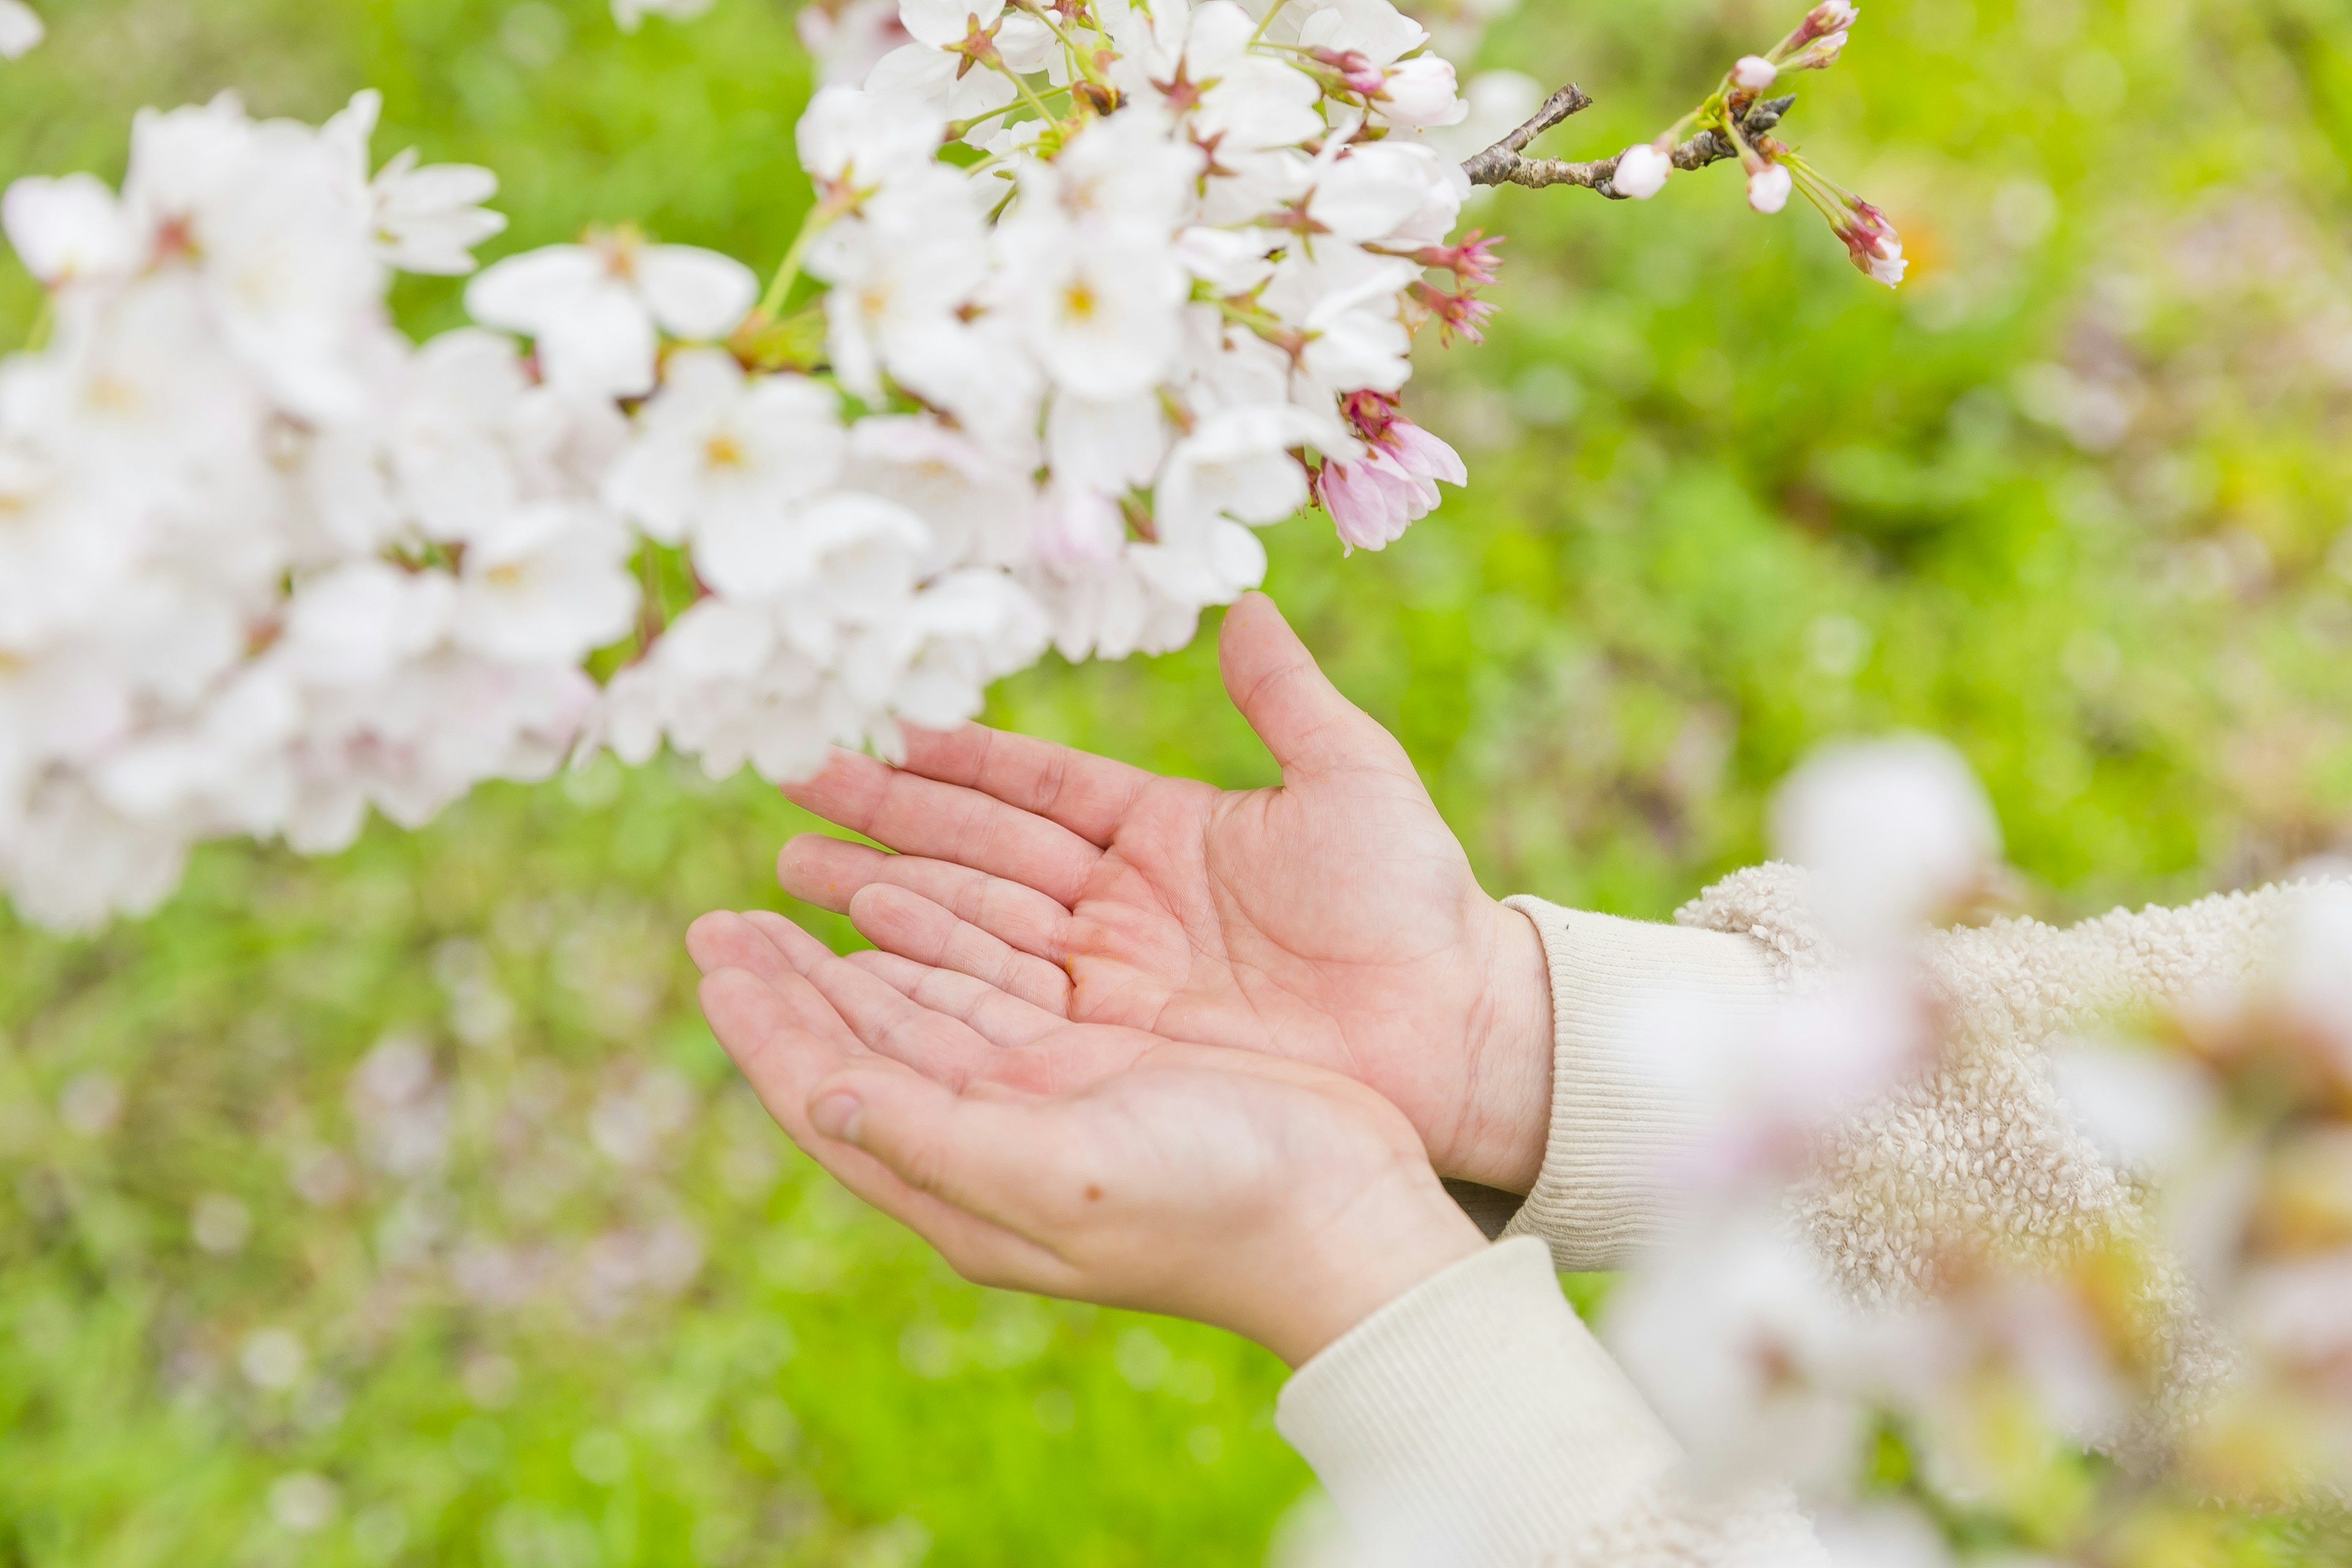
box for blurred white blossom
[0,0,40,60]
[1770,734,2000,948]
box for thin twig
[1458,83,1591,186]
[1461,89,1797,198]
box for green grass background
[6,0,2352,1561]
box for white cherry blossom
[466,234,758,398]
[2,174,134,285]
[603,350,846,545]
[1614,142,1672,199]
[897,0,1001,51]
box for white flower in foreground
[0,0,40,59]
[604,349,846,544]
[450,502,639,664]
[1603,1218,1883,1499]
[1747,162,1793,214]
[1373,55,1468,129]
[466,233,757,398]
[1613,142,1671,199]
[1,173,134,285]
[692,491,927,608]
[1812,1504,1956,1568]
[897,0,1002,50]
[369,150,506,274]
[796,83,948,186]
[612,0,716,31]
[1770,734,2000,946]
[2047,1042,2217,1181]
[843,413,1036,570]
[996,216,1186,401]
[1293,0,1427,67]
[324,89,506,276]
[2279,881,2352,1076]
[1156,405,1336,540]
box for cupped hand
[772,593,1555,1194]
[686,908,1486,1365]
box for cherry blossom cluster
[1604,738,2352,1561]
[458,0,1496,793]
[0,92,610,929]
[2,0,1905,930]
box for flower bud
[1787,30,1849,69]
[1612,143,1671,200]
[1377,55,1468,129]
[1311,45,1387,96]
[1747,163,1792,213]
[1732,55,1778,91]
[1804,1,1858,37]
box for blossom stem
[995,60,1067,126]
[947,82,1075,139]
[1016,1,1109,89]
[756,190,854,321]
[1248,0,1296,48]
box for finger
[780,749,1102,907]
[807,1062,1093,1240]
[850,884,1072,1013]
[779,834,1073,962]
[744,909,1003,1088]
[696,967,861,1121]
[895,724,1153,848]
[686,910,794,982]
[799,1114,1071,1294]
[844,949,1065,1050]
[701,974,1066,1290]
[1218,591,1414,785]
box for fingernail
[809,1091,864,1142]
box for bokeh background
[6,0,2352,1561]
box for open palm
[685,907,1483,1363]
[775,594,1553,1192]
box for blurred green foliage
[6,0,2352,1561]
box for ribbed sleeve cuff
[1498,897,1784,1270]
[1276,1236,1683,1566]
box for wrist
[1242,1169,1488,1368]
[1446,901,1555,1194]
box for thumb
[1218,593,1411,783]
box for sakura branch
[1461,2,1907,285]
[0,0,1902,929]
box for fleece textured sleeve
[1500,866,2296,1412]
[1275,1236,1830,1567]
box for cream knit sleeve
[1496,867,2299,1288]
[1275,1235,1830,1567]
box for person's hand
[686,908,1488,1365]
[773,593,1556,1194]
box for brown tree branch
[1461,90,1796,198]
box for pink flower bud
[1805,1,1858,37]
[1414,230,1502,286]
[1788,29,1848,69]
[1732,55,1778,91]
[1612,143,1671,200]
[1311,46,1386,96]
[1747,162,1792,214]
[1834,208,1907,287]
